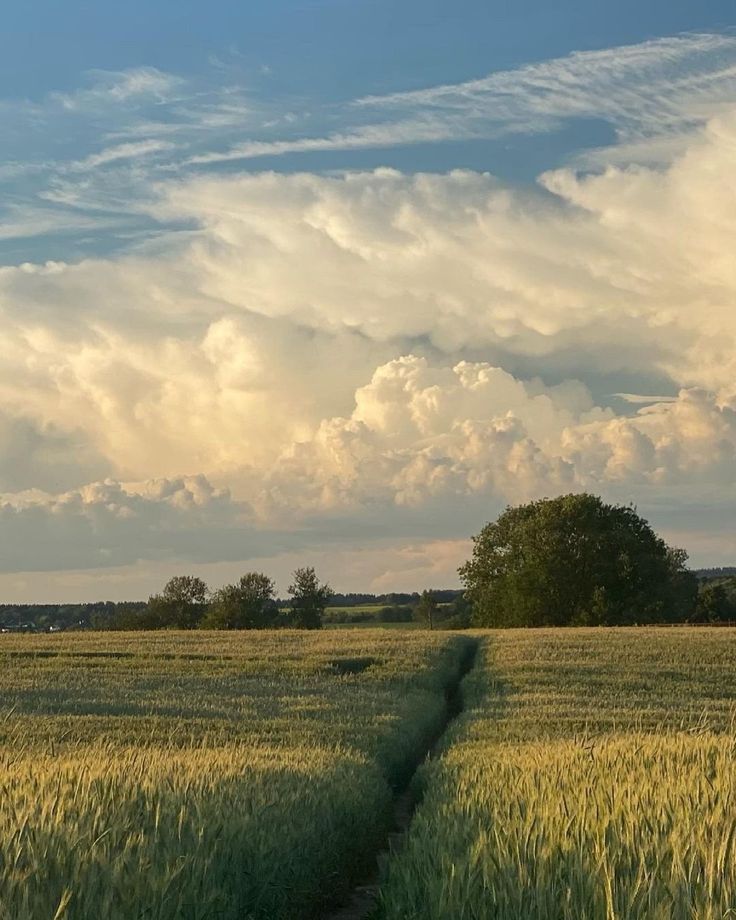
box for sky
[2,1,736,601]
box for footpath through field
[325,636,479,920]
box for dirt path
[323,638,480,920]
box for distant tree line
[0,569,335,633]
[0,584,469,633]
[325,590,462,608]
[102,567,334,631]
[3,494,733,633]
[695,567,736,580]
[0,601,146,633]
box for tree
[693,582,734,623]
[201,573,277,629]
[414,590,439,630]
[146,575,209,629]
[443,594,473,630]
[287,567,333,629]
[460,493,696,627]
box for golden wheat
[0,629,471,920]
[379,628,736,919]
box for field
[377,628,736,919]
[4,628,736,920]
[0,629,473,920]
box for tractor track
[322,637,480,920]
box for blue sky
[2,3,736,599]
[4,1,734,102]
[2,1,736,264]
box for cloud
[49,67,183,111]
[187,118,459,164]
[0,475,266,572]
[613,394,678,405]
[0,536,474,602]
[0,414,109,493]
[69,140,176,171]
[194,33,736,165]
[3,32,736,264]
[0,205,125,241]
[2,105,736,580]
[262,359,736,519]
[3,359,736,574]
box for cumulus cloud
[261,358,736,518]
[3,105,736,579]
[0,475,275,573]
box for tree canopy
[414,590,439,630]
[287,567,333,629]
[201,573,277,629]
[145,575,209,629]
[460,493,697,627]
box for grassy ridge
[0,630,472,920]
[378,628,736,919]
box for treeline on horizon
[4,573,734,634]
[3,495,736,633]
[0,589,467,632]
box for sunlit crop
[378,628,736,920]
[0,629,471,920]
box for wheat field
[5,628,736,919]
[0,629,472,920]
[377,628,736,920]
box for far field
[2,628,736,919]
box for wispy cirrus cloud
[69,140,176,171]
[187,118,456,164]
[49,67,184,111]
[194,32,736,165]
[3,33,736,260]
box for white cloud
[2,105,736,581]
[0,475,264,572]
[3,357,736,574]
[261,359,736,518]
[194,33,736,165]
[70,140,176,171]
[50,67,183,111]
[187,118,460,164]
[0,205,123,241]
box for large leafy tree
[202,573,277,629]
[460,494,697,627]
[287,567,333,629]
